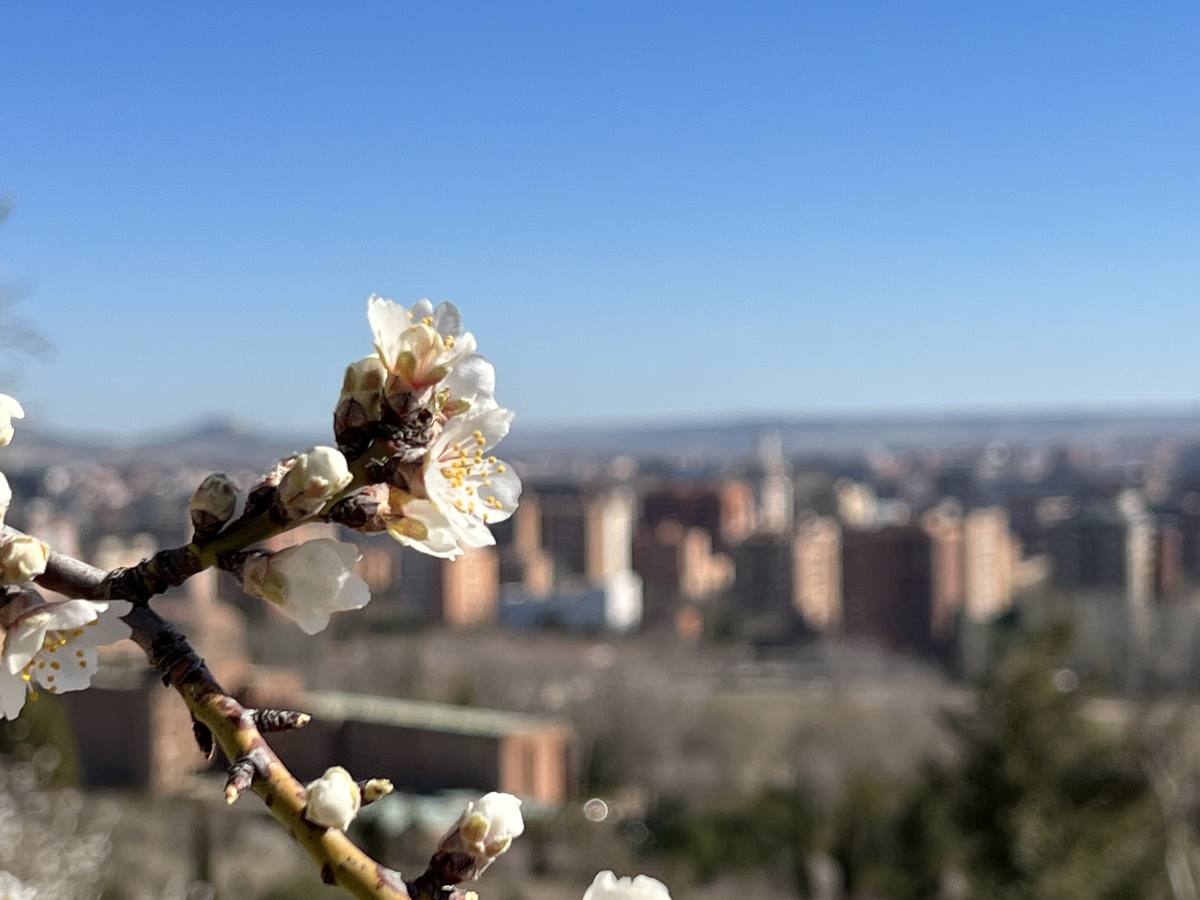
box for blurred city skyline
[3,2,1199,435]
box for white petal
[409,298,434,321]
[35,646,96,692]
[0,395,24,449]
[3,619,49,674]
[432,301,464,337]
[367,295,411,368]
[0,671,27,719]
[470,406,515,451]
[480,464,522,524]
[0,473,11,526]
[77,602,133,647]
[441,355,496,407]
[0,395,25,420]
[389,499,464,560]
[45,599,102,631]
[330,571,371,614]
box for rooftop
[303,690,562,739]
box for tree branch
[12,531,475,900]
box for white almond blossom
[0,535,49,585]
[277,446,353,519]
[0,597,133,720]
[582,872,672,900]
[368,295,477,393]
[241,538,370,634]
[418,405,521,549]
[444,791,524,878]
[0,395,24,449]
[304,766,361,830]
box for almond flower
[417,405,521,550]
[304,766,361,830]
[0,394,24,448]
[277,447,353,519]
[241,538,370,634]
[582,872,672,900]
[0,596,133,719]
[368,296,477,394]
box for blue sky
[1,2,1198,434]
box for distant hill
[7,407,1200,470]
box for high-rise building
[794,516,842,632]
[641,480,756,550]
[632,520,733,623]
[395,545,500,628]
[730,532,800,619]
[755,430,794,533]
[962,507,1017,621]
[841,515,964,656]
[536,483,636,581]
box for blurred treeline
[642,623,1183,900]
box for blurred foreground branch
[13,532,473,900]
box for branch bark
[12,532,472,900]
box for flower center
[438,431,507,522]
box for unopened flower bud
[0,394,24,448]
[361,777,394,805]
[340,356,386,421]
[437,792,524,880]
[583,871,672,900]
[334,357,387,458]
[277,446,353,519]
[0,534,48,584]
[304,766,361,830]
[190,473,239,537]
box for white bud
[241,538,370,635]
[190,473,239,534]
[0,395,24,449]
[582,872,672,900]
[339,356,387,421]
[442,791,524,879]
[304,766,361,830]
[277,446,353,519]
[0,535,48,584]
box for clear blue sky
[1,2,1198,434]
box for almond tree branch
[10,531,474,900]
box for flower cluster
[0,396,132,720]
[332,296,522,561]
